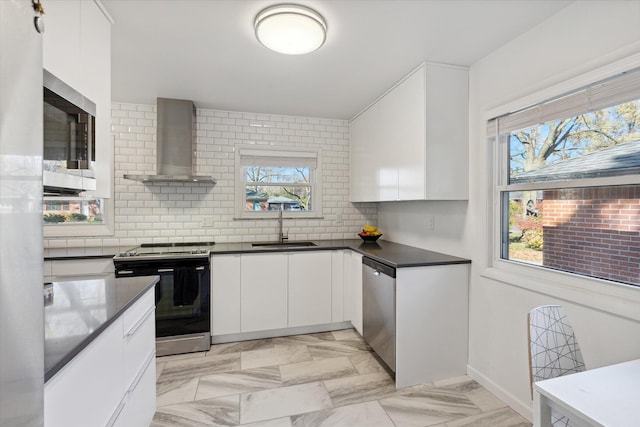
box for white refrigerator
[0,0,45,425]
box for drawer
[51,258,114,277]
[123,288,155,334]
[113,354,156,427]
[124,301,155,383]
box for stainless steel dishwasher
[362,257,396,372]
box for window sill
[43,222,114,238]
[481,261,640,322]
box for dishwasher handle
[362,257,396,278]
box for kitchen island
[44,274,158,427]
[44,274,158,380]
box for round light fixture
[254,4,327,55]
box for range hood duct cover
[124,98,216,183]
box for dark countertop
[43,239,470,268]
[44,246,132,261]
[210,239,470,268]
[44,274,158,382]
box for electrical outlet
[426,215,435,231]
[201,217,214,227]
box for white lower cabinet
[211,254,241,335]
[240,253,288,332]
[211,250,349,337]
[45,288,156,427]
[344,251,363,335]
[395,264,470,388]
[331,251,346,323]
[288,251,332,327]
[45,317,124,427]
[49,258,115,280]
[113,353,156,427]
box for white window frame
[234,145,323,220]
[483,55,640,321]
[43,196,114,237]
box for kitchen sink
[251,241,317,248]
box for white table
[533,358,640,427]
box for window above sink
[234,145,323,220]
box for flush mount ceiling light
[254,4,327,55]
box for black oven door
[115,257,210,341]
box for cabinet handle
[196,266,205,271]
[157,268,174,273]
[128,351,156,393]
[105,398,127,427]
[125,306,155,337]
[117,270,133,275]
[373,270,380,276]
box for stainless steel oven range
[114,242,214,356]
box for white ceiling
[103,0,571,119]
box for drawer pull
[128,351,156,393]
[125,306,155,337]
[105,398,127,427]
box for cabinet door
[331,251,346,322]
[241,253,288,332]
[80,0,112,199]
[344,251,363,335]
[394,66,427,200]
[350,101,394,202]
[45,318,124,427]
[211,255,241,335]
[423,64,469,200]
[395,264,469,388]
[43,0,81,87]
[288,251,332,327]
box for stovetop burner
[114,241,215,260]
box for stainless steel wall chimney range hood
[124,98,216,184]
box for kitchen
[2,1,640,426]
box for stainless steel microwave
[43,70,97,195]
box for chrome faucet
[278,205,288,243]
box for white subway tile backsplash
[48,102,376,248]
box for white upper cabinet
[43,0,113,198]
[350,62,469,202]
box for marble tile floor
[151,329,531,427]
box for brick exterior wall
[542,186,640,285]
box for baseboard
[467,364,533,422]
[211,321,354,344]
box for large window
[235,146,322,218]
[493,68,640,287]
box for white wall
[378,0,640,420]
[46,104,376,248]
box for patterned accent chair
[528,305,586,427]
